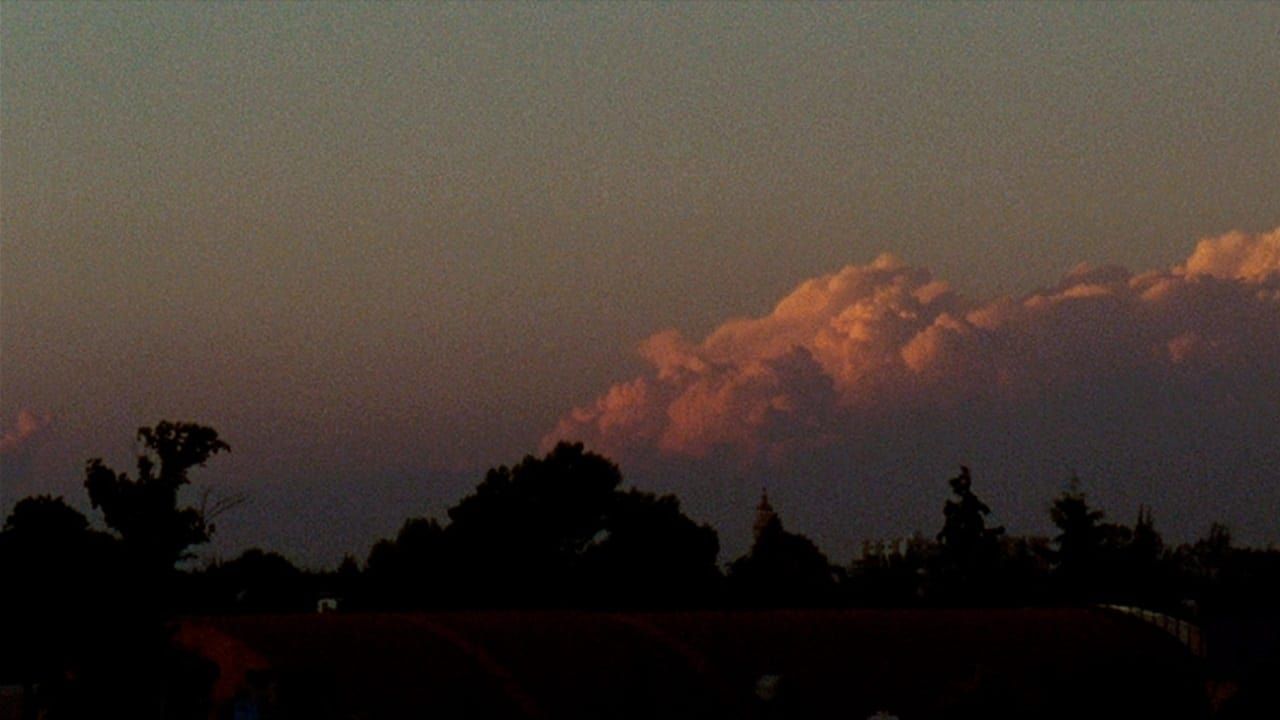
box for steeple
[753,488,777,541]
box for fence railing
[1099,604,1204,657]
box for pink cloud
[0,409,53,456]
[1181,227,1280,282]
[548,227,1280,463]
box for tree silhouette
[49,423,233,711]
[0,495,117,601]
[934,466,1004,601]
[1048,480,1135,603]
[83,421,230,574]
[363,442,721,607]
[3,494,90,537]
[365,517,450,608]
[1185,521,1239,613]
[849,533,933,607]
[0,496,126,703]
[1049,483,1104,580]
[1119,505,1170,606]
[0,496,120,604]
[1129,506,1163,564]
[728,513,835,607]
[443,442,622,603]
[202,548,306,613]
[579,489,721,606]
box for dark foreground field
[175,608,1207,719]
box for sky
[2,3,1278,568]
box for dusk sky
[2,3,1278,568]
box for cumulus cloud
[1181,227,1280,282]
[0,409,52,456]
[548,228,1280,463]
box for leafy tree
[579,489,721,606]
[366,442,721,607]
[83,421,230,574]
[64,423,233,711]
[364,517,449,608]
[727,514,835,607]
[1183,521,1240,613]
[330,553,363,606]
[1195,522,1233,570]
[1048,480,1131,602]
[934,466,1004,600]
[3,494,90,538]
[0,495,116,594]
[0,497,126,701]
[1049,482,1106,575]
[848,534,932,606]
[1120,505,1171,607]
[1129,505,1163,563]
[2,429,247,711]
[0,496,120,599]
[444,442,622,602]
[202,548,306,613]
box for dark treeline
[1,422,232,716]
[2,421,1279,713]
[4,422,1278,616]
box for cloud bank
[549,228,1280,470]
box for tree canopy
[9,422,1278,717]
[933,466,1005,601]
[84,421,229,573]
[728,511,836,607]
[364,442,721,608]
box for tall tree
[84,421,230,574]
[364,517,450,608]
[1048,480,1131,602]
[1129,505,1163,564]
[728,502,835,607]
[1049,481,1105,576]
[935,466,1005,598]
[1121,505,1169,606]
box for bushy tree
[0,495,176,712]
[366,442,721,607]
[84,421,230,573]
[728,514,836,607]
[848,534,932,606]
[202,548,306,613]
[0,497,120,679]
[364,517,450,608]
[444,442,623,602]
[1049,484,1105,572]
[934,466,1004,600]
[1048,480,1132,602]
[1129,506,1163,563]
[1120,505,1171,607]
[580,489,721,606]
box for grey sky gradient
[2,3,1277,566]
